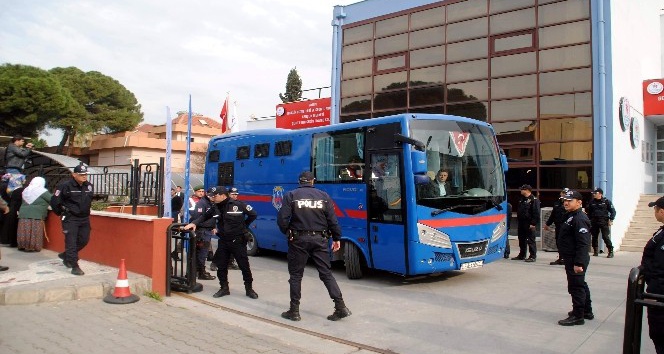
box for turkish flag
[450,131,470,156]
[220,97,229,133]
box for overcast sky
[0,0,356,144]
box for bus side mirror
[411,150,427,175]
[500,152,508,172]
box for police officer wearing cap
[586,187,616,258]
[184,186,258,299]
[557,190,594,326]
[544,188,569,265]
[642,196,664,352]
[512,184,540,262]
[277,171,351,322]
[50,163,94,276]
[189,186,216,280]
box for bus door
[367,151,406,274]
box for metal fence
[623,266,664,353]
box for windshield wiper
[431,204,478,216]
[489,198,503,211]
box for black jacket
[190,196,216,230]
[546,199,566,227]
[277,184,342,241]
[557,208,591,266]
[586,197,616,221]
[191,198,257,238]
[50,178,94,217]
[517,194,540,226]
[641,225,664,294]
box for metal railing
[623,266,664,353]
[166,223,202,296]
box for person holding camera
[5,135,33,174]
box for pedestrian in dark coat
[512,184,540,262]
[545,188,569,265]
[586,187,616,258]
[642,196,664,353]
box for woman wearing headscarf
[17,177,52,251]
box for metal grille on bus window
[236,146,250,160]
[434,252,453,262]
[275,140,292,156]
[217,162,234,186]
[208,150,220,162]
[254,143,269,158]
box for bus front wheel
[246,231,258,256]
[344,242,364,279]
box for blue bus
[204,113,509,279]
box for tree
[49,67,144,151]
[279,67,302,103]
[0,64,75,137]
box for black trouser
[287,234,342,306]
[563,258,592,318]
[62,216,91,265]
[590,220,613,251]
[195,229,213,269]
[214,236,252,286]
[517,222,537,258]
[554,223,562,259]
[648,306,664,353]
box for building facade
[330,0,663,249]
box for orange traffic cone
[104,259,140,304]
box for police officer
[544,188,569,265]
[51,164,94,276]
[557,190,594,326]
[277,171,351,322]
[642,196,664,352]
[189,186,215,280]
[586,187,616,258]
[512,184,540,262]
[184,186,258,299]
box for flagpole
[164,106,172,218]
[183,95,193,223]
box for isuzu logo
[465,246,483,253]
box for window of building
[539,44,590,71]
[539,166,592,190]
[491,74,537,100]
[410,86,445,107]
[375,33,408,56]
[410,6,445,30]
[447,0,487,23]
[489,0,535,14]
[539,118,592,142]
[341,95,372,114]
[539,20,590,48]
[540,93,592,117]
[342,59,372,80]
[446,59,487,83]
[447,38,488,62]
[490,7,535,35]
[342,41,373,62]
[491,30,535,54]
[375,53,407,73]
[410,45,445,68]
[491,98,537,121]
[539,68,591,95]
[447,80,489,102]
[410,65,445,87]
[446,101,488,121]
[341,77,372,97]
[447,17,487,43]
[374,71,407,92]
[376,14,408,37]
[540,141,592,164]
[538,0,590,27]
[410,26,445,49]
[503,145,535,163]
[374,90,407,110]
[494,120,537,143]
[343,23,373,45]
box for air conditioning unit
[540,207,557,251]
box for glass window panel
[410,26,445,49]
[539,44,590,71]
[494,120,537,143]
[375,33,408,56]
[657,163,664,172]
[539,0,590,27]
[490,0,535,14]
[376,55,406,72]
[539,20,590,48]
[410,105,445,114]
[447,17,488,43]
[539,117,592,142]
[503,145,535,163]
[658,126,664,139]
[494,33,533,52]
[539,166,592,189]
[539,68,591,95]
[376,15,408,38]
[447,38,488,62]
[540,93,592,117]
[410,66,445,87]
[491,74,536,100]
[447,0,487,23]
[374,71,407,92]
[342,41,373,62]
[411,6,446,30]
[447,80,489,102]
[540,141,592,163]
[343,23,373,45]
[491,52,536,77]
[447,59,488,83]
[340,113,371,123]
[410,86,445,107]
[658,141,664,150]
[446,101,488,121]
[410,45,445,67]
[374,90,407,110]
[342,59,372,80]
[490,8,535,35]
[505,167,537,189]
[341,95,372,114]
[341,77,372,97]
[491,98,537,121]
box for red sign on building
[276,98,331,129]
[643,79,664,116]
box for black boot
[198,267,216,280]
[281,302,301,321]
[327,299,352,321]
[592,248,598,257]
[607,248,614,258]
[207,250,214,261]
[245,282,258,299]
[213,283,230,298]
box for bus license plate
[460,260,484,270]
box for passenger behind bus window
[369,186,388,221]
[339,155,363,181]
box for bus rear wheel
[344,242,364,279]
[246,231,258,256]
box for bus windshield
[410,120,505,209]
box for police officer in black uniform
[545,188,569,265]
[184,186,258,299]
[642,196,664,353]
[51,164,94,276]
[190,187,216,280]
[277,171,351,322]
[586,187,616,258]
[512,184,540,262]
[557,190,594,326]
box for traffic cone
[104,259,140,304]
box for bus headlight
[491,220,507,243]
[417,223,451,248]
